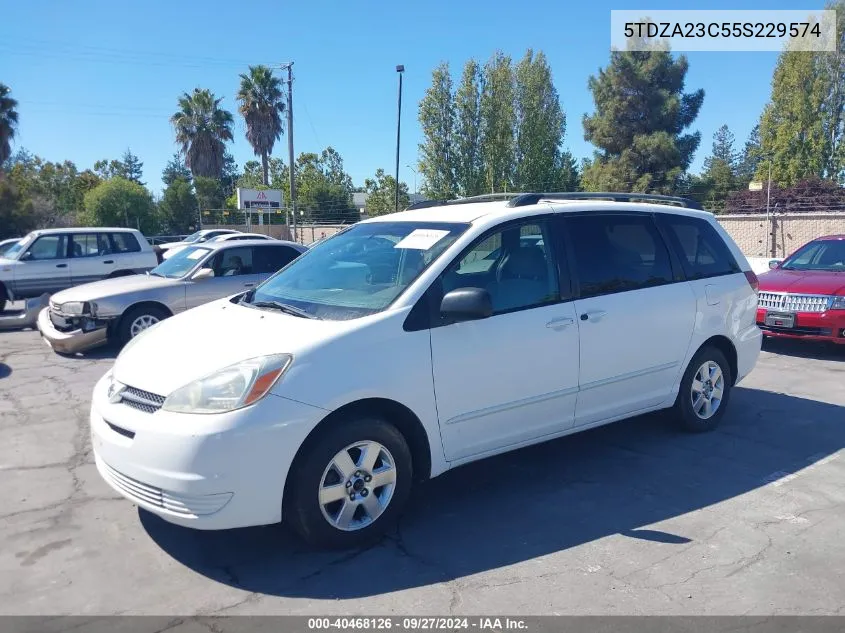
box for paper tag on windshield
[186,250,205,260]
[394,229,450,250]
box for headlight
[830,296,845,310]
[162,354,293,414]
[61,301,95,316]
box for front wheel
[117,305,169,345]
[286,416,413,549]
[673,346,733,432]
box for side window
[568,214,674,299]
[25,235,67,261]
[210,247,253,277]
[70,233,111,257]
[441,221,559,314]
[109,233,141,253]
[658,215,740,279]
[253,246,300,274]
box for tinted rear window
[110,232,141,253]
[657,215,740,279]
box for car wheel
[286,416,413,549]
[673,346,732,433]
[118,305,169,345]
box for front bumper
[37,308,109,354]
[756,308,845,344]
[90,371,326,530]
[0,294,49,331]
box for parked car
[38,239,306,354]
[210,232,276,242]
[0,228,157,312]
[159,229,240,260]
[0,238,21,259]
[90,193,762,548]
[757,234,845,344]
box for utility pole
[395,65,404,212]
[278,62,296,242]
[766,159,773,257]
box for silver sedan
[37,239,306,354]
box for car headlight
[61,301,96,316]
[161,354,293,414]
[830,296,845,310]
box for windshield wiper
[248,300,319,319]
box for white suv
[0,228,157,311]
[90,194,762,548]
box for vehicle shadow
[57,343,120,361]
[141,387,845,599]
[762,336,845,362]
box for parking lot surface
[1,323,844,616]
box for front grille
[758,292,831,313]
[99,460,232,517]
[119,385,165,413]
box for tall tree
[162,153,192,186]
[820,0,845,183]
[453,60,485,196]
[480,52,516,193]
[736,124,763,184]
[237,65,285,186]
[0,83,18,166]
[80,177,158,234]
[582,47,704,193]
[159,178,198,233]
[418,62,456,199]
[119,149,144,184]
[171,88,234,179]
[514,50,566,191]
[364,168,410,216]
[700,125,739,211]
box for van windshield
[243,221,470,320]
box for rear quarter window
[657,215,740,280]
[109,232,141,253]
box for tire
[673,346,733,433]
[286,416,413,549]
[0,283,6,312]
[117,305,170,345]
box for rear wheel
[673,346,732,432]
[0,283,7,312]
[286,416,413,549]
[117,305,169,345]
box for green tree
[0,180,33,239]
[159,178,198,233]
[418,62,456,198]
[293,150,356,223]
[364,168,410,216]
[237,65,285,186]
[0,83,18,166]
[453,60,485,196]
[93,158,125,180]
[737,124,763,184]
[162,153,192,186]
[80,177,158,234]
[699,124,739,210]
[220,151,239,200]
[582,47,704,193]
[171,88,234,179]
[118,149,144,184]
[820,0,845,183]
[193,176,224,214]
[480,52,516,193]
[514,50,567,191]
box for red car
[757,235,845,345]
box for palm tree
[0,84,19,165]
[237,65,285,186]
[170,88,234,179]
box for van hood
[50,274,178,303]
[112,298,351,396]
[759,268,845,295]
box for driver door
[429,218,581,462]
[184,246,259,309]
[13,234,71,297]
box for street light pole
[766,159,772,257]
[406,164,417,196]
[395,65,404,212]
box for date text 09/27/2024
[307,618,529,631]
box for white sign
[748,181,764,191]
[394,229,450,250]
[237,188,283,212]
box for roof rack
[505,192,704,210]
[404,192,523,211]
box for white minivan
[90,194,762,548]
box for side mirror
[768,259,782,270]
[19,251,33,261]
[440,287,493,322]
[192,267,215,281]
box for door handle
[243,282,255,287]
[103,260,114,264]
[580,310,607,322]
[546,316,574,329]
[56,264,68,268]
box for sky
[0,0,825,196]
